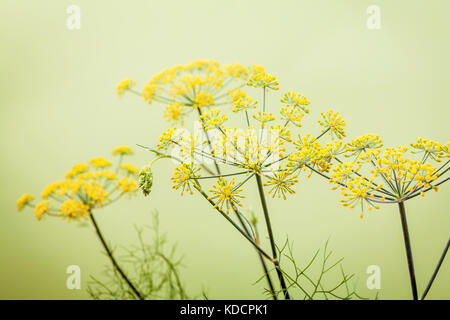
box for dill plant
[119,61,352,300]
[118,60,449,300]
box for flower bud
[138,165,153,196]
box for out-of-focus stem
[89,211,143,300]
[421,237,450,300]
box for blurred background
[0,0,449,299]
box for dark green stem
[233,206,278,300]
[421,237,450,300]
[255,174,291,299]
[315,127,330,140]
[397,201,418,300]
[196,186,273,260]
[89,212,144,300]
[196,107,277,300]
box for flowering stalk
[326,136,449,298]
[255,174,291,299]
[421,238,450,300]
[397,201,418,300]
[198,106,279,299]
[89,211,143,299]
[119,61,449,299]
[121,61,348,299]
[16,146,143,299]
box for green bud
[138,165,153,196]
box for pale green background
[0,0,449,299]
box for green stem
[421,237,450,300]
[195,185,273,260]
[89,212,143,300]
[397,202,418,300]
[245,110,250,127]
[233,206,278,300]
[196,107,277,300]
[315,127,330,140]
[255,174,291,299]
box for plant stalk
[397,201,418,300]
[255,174,291,299]
[421,237,450,300]
[196,107,278,300]
[89,212,143,300]
[233,206,277,300]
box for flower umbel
[208,177,245,214]
[171,163,201,195]
[318,110,346,140]
[17,146,139,221]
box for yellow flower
[193,90,214,109]
[89,157,112,168]
[263,171,298,199]
[229,88,257,113]
[60,200,90,221]
[280,105,305,127]
[17,194,34,211]
[329,143,446,215]
[112,146,134,156]
[120,163,139,175]
[98,170,117,180]
[410,137,449,161]
[247,65,279,90]
[346,134,383,158]
[199,108,228,130]
[224,63,249,79]
[34,201,49,221]
[164,103,186,123]
[142,82,160,104]
[281,92,311,113]
[171,163,200,195]
[157,127,178,151]
[42,181,64,198]
[318,110,346,140]
[19,152,140,223]
[65,163,89,178]
[81,180,109,206]
[252,111,275,128]
[208,177,245,214]
[118,177,138,194]
[338,176,382,211]
[117,78,136,96]
[287,135,329,172]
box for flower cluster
[345,134,383,158]
[318,110,346,140]
[410,137,449,162]
[246,65,279,91]
[208,177,245,214]
[116,78,136,96]
[134,61,347,217]
[281,92,311,113]
[118,60,254,124]
[17,146,139,221]
[328,136,449,216]
[229,88,257,113]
